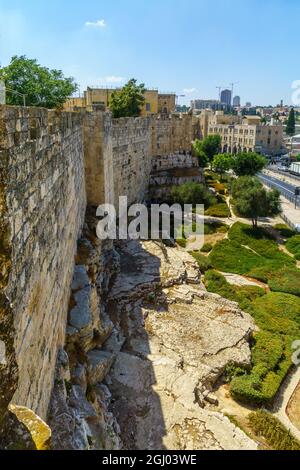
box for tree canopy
[286,108,296,136]
[212,153,233,180]
[232,176,281,227]
[0,55,77,108]
[171,182,214,208]
[193,135,221,169]
[109,79,146,118]
[232,152,267,177]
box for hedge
[204,270,300,405]
[248,410,300,450]
[205,203,231,218]
[286,235,300,260]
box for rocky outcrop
[105,240,257,450]
[47,219,121,450]
[48,225,257,450]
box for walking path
[272,366,300,441]
[259,171,300,229]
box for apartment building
[64,87,176,116]
[208,113,284,155]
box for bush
[217,225,229,233]
[191,252,213,272]
[171,182,215,208]
[200,243,213,253]
[204,269,300,405]
[204,222,229,235]
[286,235,300,259]
[209,223,296,282]
[205,203,230,218]
[274,223,296,239]
[248,410,300,450]
[268,267,300,297]
[251,292,300,335]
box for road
[258,173,300,209]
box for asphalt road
[258,173,300,208]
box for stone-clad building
[207,111,284,155]
[64,87,176,116]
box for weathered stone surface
[68,283,113,352]
[8,404,51,450]
[48,348,121,450]
[0,106,86,421]
[106,240,257,450]
[87,350,115,385]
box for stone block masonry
[0,106,86,422]
[112,116,152,205]
[0,105,196,441]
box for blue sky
[0,0,299,106]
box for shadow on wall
[104,240,168,450]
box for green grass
[209,222,296,283]
[200,243,213,253]
[204,222,229,235]
[205,203,231,218]
[248,410,300,450]
[286,235,300,260]
[191,252,213,273]
[268,267,300,297]
[204,270,300,405]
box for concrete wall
[0,106,86,420]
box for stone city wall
[0,106,86,421]
[0,106,195,434]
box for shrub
[200,243,213,253]
[286,235,300,259]
[204,269,300,405]
[209,239,264,276]
[171,182,215,208]
[205,203,230,218]
[217,225,229,233]
[251,292,300,335]
[191,252,213,272]
[209,223,296,282]
[268,267,300,297]
[248,410,300,450]
[204,222,229,235]
[274,223,296,239]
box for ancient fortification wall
[0,105,196,432]
[0,106,86,420]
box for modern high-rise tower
[233,95,241,107]
[220,89,232,106]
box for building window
[146,103,151,112]
[268,138,271,145]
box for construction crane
[216,86,225,101]
[229,82,239,102]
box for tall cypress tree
[286,108,296,136]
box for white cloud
[183,88,198,94]
[99,76,126,84]
[105,76,125,83]
[85,19,106,28]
